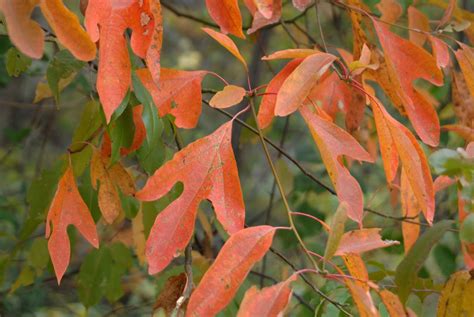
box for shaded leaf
[5,47,31,77]
[324,202,348,262]
[395,220,454,303]
[154,273,187,315]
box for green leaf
[6,47,31,77]
[461,213,474,243]
[10,266,35,294]
[46,50,84,103]
[323,202,348,264]
[108,104,135,165]
[132,71,164,174]
[20,158,67,240]
[27,238,49,274]
[395,220,454,303]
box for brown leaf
[154,273,188,315]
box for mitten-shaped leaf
[187,226,276,317]
[300,106,373,224]
[85,0,162,122]
[45,166,99,283]
[135,121,245,274]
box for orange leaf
[335,228,399,255]
[377,0,402,24]
[429,36,450,69]
[91,151,136,223]
[262,49,320,60]
[136,121,245,274]
[252,0,274,19]
[205,0,244,38]
[455,44,474,99]
[275,53,336,116]
[408,6,429,47]
[306,72,352,120]
[85,0,161,122]
[401,168,421,253]
[202,27,247,69]
[210,85,246,109]
[137,68,207,129]
[237,275,296,317]
[247,0,281,34]
[373,20,444,146]
[300,106,373,224]
[379,289,406,317]
[257,59,302,129]
[371,97,435,224]
[292,0,312,11]
[0,0,44,59]
[438,0,457,28]
[186,226,276,317]
[452,70,474,129]
[45,166,99,284]
[442,125,474,142]
[40,0,96,61]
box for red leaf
[371,98,435,224]
[186,226,276,317]
[137,68,207,129]
[373,20,444,146]
[85,0,162,122]
[205,0,244,38]
[429,36,450,69]
[135,121,245,274]
[237,275,296,317]
[45,166,99,284]
[257,59,302,129]
[335,228,399,255]
[300,106,373,224]
[275,53,337,116]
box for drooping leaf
[0,0,44,59]
[324,202,348,262]
[262,49,320,60]
[137,68,207,129]
[45,166,99,283]
[335,228,399,256]
[91,150,135,223]
[209,85,246,108]
[437,0,457,28]
[85,0,162,122]
[135,121,245,274]
[371,97,435,224]
[237,275,296,317]
[205,0,244,38]
[39,0,97,61]
[395,220,454,303]
[379,289,406,317]
[437,270,474,317]
[186,226,276,317]
[373,19,444,146]
[202,27,247,69]
[153,273,187,315]
[430,36,450,69]
[300,106,373,223]
[401,168,421,253]
[452,70,474,129]
[455,44,474,99]
[46,50,85,103]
